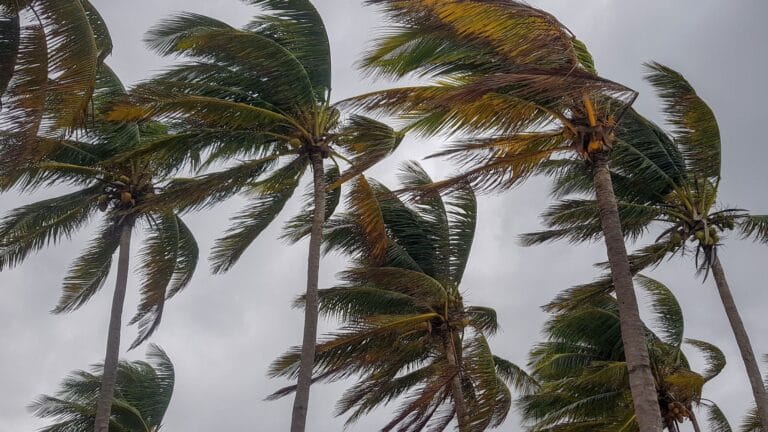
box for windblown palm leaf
[355,2,669,430]
[107,2,403,429]
[1,65,198,431]
[0,66,198,348]
[270,163,533,431]
[30,344,174,432]
[520,276,726,432]
[0,0,112,157]
[520,63,768,428]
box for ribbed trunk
[94,222,133,432]
[444,333,469,431]
[710,255,768,429]
[290,152,326,432]
[592,152,662,432]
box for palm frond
[210,159,303,273]
[53,221,123,314]
[0,185,101,270]
[245,0,332,99]
[635,275,684,347]
[685,339,726,382]
[705,402,734,432]
[130,212,199,349]
[738,215,768,244]
[645,62,721,179]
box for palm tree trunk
[689,410,702,432]
[444,333,469,431]
[291,151,326,432]
[592,152,662,432]
[94,221,133,432]
[710,255,768,429]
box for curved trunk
[710,255,768,429]
[444,333,469,431]
[94,221,133,432]
[290,152,326,432]
[592,152,663,432]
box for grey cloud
[1,1,766,431]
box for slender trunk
[94,221,133,432]
[689,409,702,432]
[290,152,326,432]
[444,332,469,431]
[710,255,768,429]
[592,152,662,432]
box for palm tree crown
[522,62,768,429]
[30,344,175,432]
[521,275,726,432]
[0,66,198,348]
[270,162,531,431]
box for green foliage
[521,277,726,431]
[270,163,519,431]
[0,67,199,347]
[30,344,174,432]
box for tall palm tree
[30,344,175,432]
[0,67,198,432]
[521,62,768,428]
[269,162,534,431]
[107,2,403,430]
[349,1,665,429]
[520,275,726,432]
[0,0,111,140]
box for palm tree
[0,0,111,141]
[0,67,198,432]
[521,275,726,432]
[521,62,768,428]
[107,2,403,429]
[30,344,175,432]
[269,162,534,431]
[349,1,665,429]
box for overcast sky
[2,1,767,431]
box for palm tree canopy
[30,344,174,432]
[0,0,112,139]
[521,62,768,273]
[520,275,726,431]
[0,66,199,348]
[269,162,534,431]
[342,0,675,197]
[107,0,403,274]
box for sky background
[2,1,768,431]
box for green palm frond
[636,275,684,347]
[0,185,101,270]
[520,199,659,246]
[144,15,315,106]
[493,355,539,395]
[53,221,123,314]
[705,402,734,432]
[645,61,721,179]
[685,339,726,382]
[738,215,768,244]
[331,114,405,188]
[130,212,199,349]
[0,8,19,99]
[245,0,332,99]
[210,160,304,273]
[30,344,174,432]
